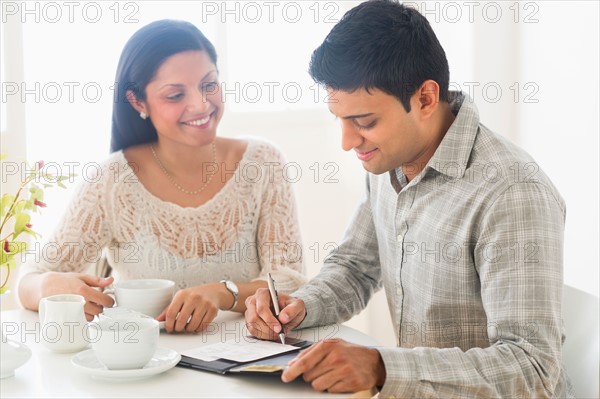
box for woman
[18,20,305,333]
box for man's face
[328,88,428,175]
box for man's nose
[341,122,363,152]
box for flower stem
[0,174,34,235]
[0,174,35,290]
[0,262,10,290]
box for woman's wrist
[39,272,62,297]
[218,280,238,311]
[207,281,235,310]
[19,271,47,311]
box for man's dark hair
[309,0,449,112]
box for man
[245,1,573,397]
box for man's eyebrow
[341,113,375,120]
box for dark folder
[176,337,313,375]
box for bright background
[2,1,598,352]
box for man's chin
[361,163,388,175]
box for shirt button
[397,234,404,243]
[396,287,402,295]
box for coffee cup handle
[103,288,117,307]
[38,297,47,322]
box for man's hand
[244,288,306,340]
[282,338,386,393]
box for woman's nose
[186,90,212,113]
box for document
[182,337,300,363]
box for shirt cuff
[376,346,420,398]
[290,287,323,329]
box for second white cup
[108,279,175,318]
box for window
[8,1,355,237]
[1,22,6,133]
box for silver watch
[220,280,239,311]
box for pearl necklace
[150,142,217,196]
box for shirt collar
[427,91,479,178]
[390,91,480,190]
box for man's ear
[126,90,147,115]
[414,80,440,120]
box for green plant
[0,155,71,293]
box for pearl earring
[140,112,147,120]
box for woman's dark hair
[111,20,217,152]
[309,0,449,112]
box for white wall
[1,2,598,354]
[517,1,599,297]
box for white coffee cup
[90,317,159,370]
[108,279,175,318]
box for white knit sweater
[23,139,306,293]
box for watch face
[226,281,239,294]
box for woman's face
[139,50,223,148]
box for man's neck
[402,102,456,182]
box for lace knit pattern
[24,139,306,293]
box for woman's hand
[157,283,225,333]
[39,272,115,321]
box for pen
[267,273,286,345]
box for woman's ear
[126,90,148,116]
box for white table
[1,309,379,398]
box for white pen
[267,273,286,345]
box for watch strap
[220,280,238,311]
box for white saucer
[1,339,32,379]
[71,347,180,380]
